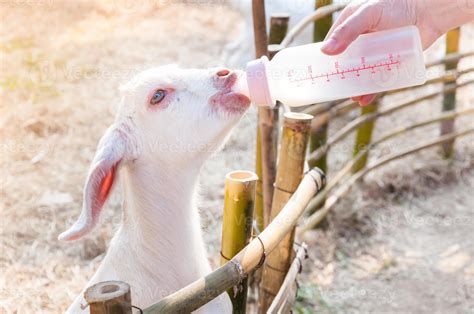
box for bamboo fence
[142,169,326,313]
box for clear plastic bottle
[234,26,427,107]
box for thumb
[321,4,381,55]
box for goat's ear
[58,124,132,241]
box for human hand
[320,0,459,106]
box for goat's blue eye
[150,90,166,105]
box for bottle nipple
[232,72,250,98]
[231,56,275,108]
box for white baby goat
[59,66,250,313]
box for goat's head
[58,65,250,241]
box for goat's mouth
[209,90,251,115]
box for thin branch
[426,51,474,68]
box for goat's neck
[116,159,210,273]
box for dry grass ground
[0,1,473,313]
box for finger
[421,30,444,50]
[321,4,381,55]
[324,3,361,40]
[359,94,377,106]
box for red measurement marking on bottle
[288,54,402,85]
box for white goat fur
[59,65,251,313]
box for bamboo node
[293,243,308,274]
[283,112,313,132]
[306,168,326,191]
[273,183,296,195]
[293,242,309,259]
[232,283,244,298]
[230,258,245,282]
[220,251,231,261]
[254,236,267,270]
[264,262,288,273]
[260,286,279,297]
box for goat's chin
[209,91,251,116]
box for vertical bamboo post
[441,28,461,158]
[252,0,276,229]
[254,14,290,232]
[220,171,258,313]
[352,102,378,173]
[84,281,132,314]
[251,14,291,293]
[268,14,290,47]
[258,113,313,313]
[307,0,333,224]
[255,133,264,232]
[313,0,333,48]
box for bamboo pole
[303,108,474,216]
[255,132,264,232]
[220,171,258,313]
[144,169,326,313]
[84,281,132,314]
[307,79,474,164]
[259,112,313,313]
[269,14,290,47]
[251,14,291,294]
[313,0,333,43]
[441,28,461,157]
[352,101,378,173]
[252,0,277,231]
[252,0,268,58]
[426,51,474,68]
[258,13,291,228]
[267,243,308,313]
[299,127,474,233]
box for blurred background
[1,1,473,313]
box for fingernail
[321,38,339,54]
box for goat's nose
[213,68,237,90]
[216,68,231,77]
